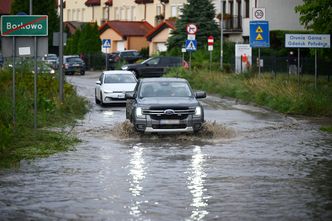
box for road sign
[285,34,330,48]
[186,24,197,34]
[250,21,270,48]
[102,39,111,48]
[208,36,214,45]
[253,8,266,21]
[1,15,48,36]
[187,34,196,40]
[208,45,213,51]
[185,40,197,51]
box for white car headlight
[194,106,202,116]
[103,90,113,94]
[122,65,128,70]
[50,69,55,74]
[136,107,144,118]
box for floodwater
[0,72,331,220]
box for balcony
[222,15,242,33]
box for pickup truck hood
[138,97,199,107]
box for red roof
[85,0,101,6]
[99,20,153,37]
[105,0,113,6]
[0,0,12,15]
[146,20,175,41]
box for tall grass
[0,68,88,167]
[167,67,332,117]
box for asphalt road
[0,71,331,221]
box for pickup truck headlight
[136,107,144,118]
[194,106,202,116]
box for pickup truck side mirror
[125,92,135,99]
[195,91,206,99]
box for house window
[156,5,161,15]
[72,9,75,20]
[245,0,249,18]
[171,5,177,17]
[131,6,135,20]
[229,1,233,16]
[178,5,183,16]
[82,9,85,21]
[120,8,124,20]
[223,1,226,14]
[103,7,109,20]
[114,7,119,19]
[126,7,130,20]
[77,9,80,20]
[67,10,71,21]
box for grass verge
[0,68,88,168]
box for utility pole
[59,0,64,102]
[220,0,223,70]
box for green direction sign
[1,15,48,36]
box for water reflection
[187,146,209,220]
[129,145,146,218]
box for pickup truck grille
[152,124,187,129]
[143,108,195,120]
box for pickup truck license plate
[160,120,180,124]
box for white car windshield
[140,82,192,98]
[104,74,136,84]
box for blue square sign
[102,39,111,48]
[250,21,270,48]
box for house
[99,20,153,52]
[145,19,175,55]
[212,0,305,42]
[64,0,186,26]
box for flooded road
[0,71,331,220]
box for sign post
[102,39,111,70]
[186,24,197,72]
[250,20,270,75]
[285,34,331,88]
[1,15,48,129]
[208,36,214,72]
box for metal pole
[34,37,38,129]
[30,0,32,15]
[59,0,64,102]
[210,51,212,73]
[315,49,317,89]
[189,52,192,72]
[297,48,300,86]
[220,0,223,70]
[105,51,108,70]
[12,37,16,127]
[258,48,261,76]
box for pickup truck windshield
[140,82,192,98]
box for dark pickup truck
[125,77,206,133]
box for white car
[95,70,137,105]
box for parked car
[125,77,206,133]
[122,56,188,78]
[42,54,59,69]
[108,50,142,70]
[63,55,85,75]
[95,70,138,105]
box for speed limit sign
[253,8,266,21]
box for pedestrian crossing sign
[185,40,197,51]
[102,39,111,48]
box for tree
[11,0,59,51]
[295,0,332,60]
[167,0,219,51]
[77,23,101,54]
[295,0,332,34]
